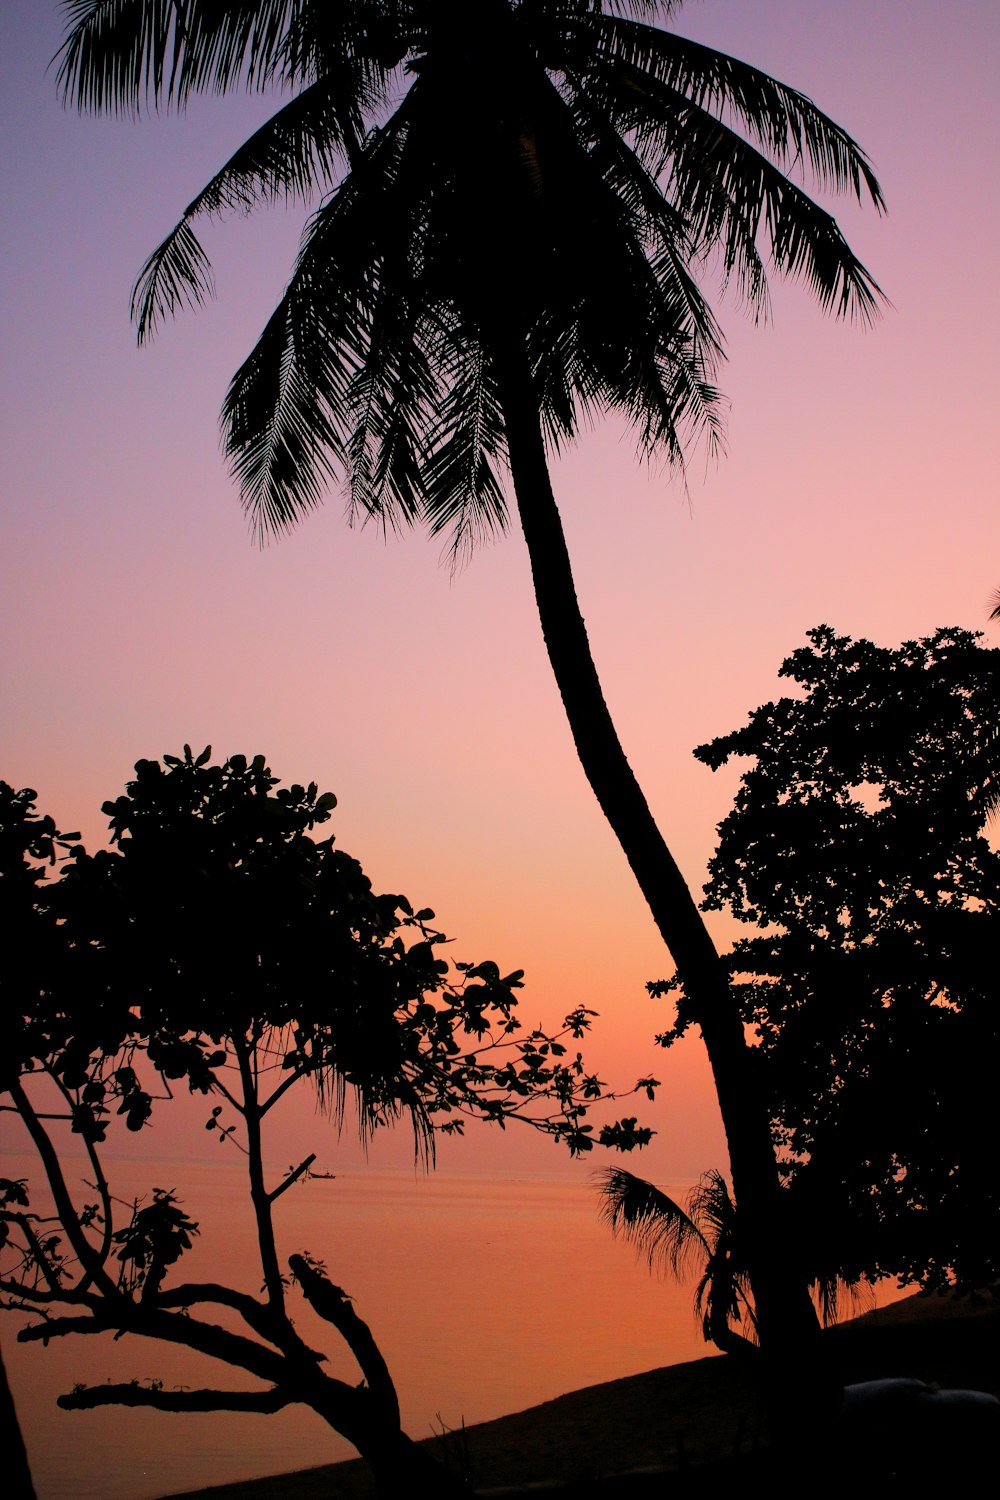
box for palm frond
[562,13,885,320]
[597,1166,708,1277]
[422,342,509,564]
[579,14,885,209]
[812,1270,873,1329]
[566,79,722,354]
[347,327,437,533]
[131,220,216,340]
[492,58,725,463]
[55,1,301,112]
[965,721,1000,824]
[127,59,378,347]
[222,102,427,537]
[223,290,345,540]
[684,1168,756,1340]
[599,1165,763,1351]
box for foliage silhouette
[653,626,1000,1291]
[599,1166,756,1355]
[0,749,656,1496]
[598,1166,869,1355]
[55,0,886,1357]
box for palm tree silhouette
[599,1167,870,1356]
[600,1166,757,1356]
[56,1,885,1358]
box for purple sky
[2,0,999,1183]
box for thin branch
[59,1383,292,1414]
[154,1282,321,1359]
[0,1216,66,1297]
[209,1074,244,1113]
[0,1107,74,1121]
[259,1066,304,1115]
[268,1155,316,1205]
[6,1082,119,1301]
[231,1037,285,1312]
[289,1255,399,1427]
[17,1305,288,1389]
[47,1069,114,1278]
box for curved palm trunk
[493,345,820,1365]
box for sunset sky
[2,0,999,1186]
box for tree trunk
[0,1343,36,1500]
[493,344,821,1366]
[365,1429,472,1498]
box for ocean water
[4,1156,714,1500]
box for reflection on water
[5,1154,715,1500]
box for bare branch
[154,1282,322,1360]
[232,1036,285,1313]
[289,1255,399,1426]
[59,1383,292,1415]
[268,1155,316,1205]
[17,1305,287,1390]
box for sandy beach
[160,1292,1000,1499]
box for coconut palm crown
[55,0,886,1362]
[57,0,883,549]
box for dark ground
[162,1292,1000,1499]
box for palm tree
[600,1166,757,1356]
[599,1167,871,1356]
[56,0,885,1361]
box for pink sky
[2,0,999,1186]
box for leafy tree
[654,626,1000,1292]
[0,749,655,1496]
[55,1,886,1355]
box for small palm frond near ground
[598,1167,757,1354]
[598,1167,872,1355]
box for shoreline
[159,1292,1000,1499]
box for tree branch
[259,1066,303,1116]
[289,1255,399,1427]
[17,1305,288,1390]
[59,1383,292,1414]
[268,1155,316,1204]
[47,1068,114,1280]
[154,1282,322,1359]
[5,1082,119,1302]
[232,1037,285,1312]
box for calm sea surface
[4,1155,717,1500]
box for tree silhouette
[657,626,1000,1291]
[55,1,885,1357]
[1,750,655,1496]
[598,1166,869,1356]
[600,1166,756,1356]
[0,1342,35,1500]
